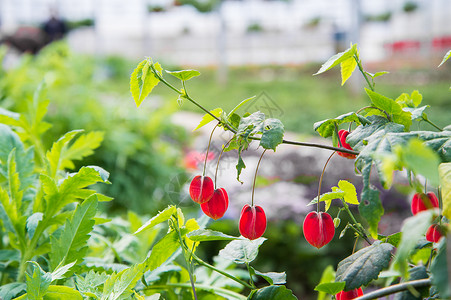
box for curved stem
[144,283,247,300]
[423,117,443,131]
[152,65,359,156]
[356,106,391,122]
[203,123,219,176]
[317,152,336,212]
[214,137,233,188]
[190,251,255,290]
[252,150,267,207]
[354,279,431,300]
[341,200,372,245]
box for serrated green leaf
[46,130,83,178]
[314,282,346,295]
[101,263,145,300]
[340,57,357,85]
[439,163,451,219]
[438,50,451,67]
[16,285,84,300]
[166,69,200,81]
[309,191,344,212]
[392,210,434,276]
[313,112,369,138]
[134,205,176,235]
[378,232,401,247]
[430,240,450,298]
[365,89,412,130]
[314,44,357,75]
[403,105,428,121]
[26,262,52,299]
[75,270,109,298]
[359,180,383,238]
[218,238,266,264]
[248,285,298,300]
[60,131,104,170]
[49,195,98,269]
[193,108,223,131]
[335,241,394,290]
[252,267,286,285]
[187,229,241,242]
[130,59,162,107]
[236,149,246,183]
[337,180,359,205]
[396,90,422,108]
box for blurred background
[0,0,450,298]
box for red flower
[239,205,267,240]
[411,192,439,215]
[189,175,214,204]
[201,188,229,220]
[183,151,215,170]
[426,224,444,243]
[303,211,335,249]
[336,288,363,300]
[337,130,356,159]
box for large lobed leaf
[49,195,98,269]
[218,237,266,264]
[335,241,394,290]
[101,262,145,300]
[439,162,451,220]
[248,285,298,300]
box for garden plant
[0,43,449,299]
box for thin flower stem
[354,279,431,300]
[174,216,198,300]
[245,262,256,288]
[151,65,360,156]
[203,123,219,176]
[341,200,372,245]
[252,150,267,207]
[354,54,374,91]
[423,118,443,131]
[214,137,233,188]
[317,152,336,213]
[356,106,391,121]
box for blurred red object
[184,150,215,170]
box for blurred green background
[1,42,449,299]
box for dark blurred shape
[43,16,68,43]
[0,26,46,54]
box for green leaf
[46,130,83,178]
[193,108,223,131]
[101,263,145,300]
[314,44,357,75]
[260,118,284,151]
[392,210,434,276]
[26,262,52,299]
[438,50,451,67]
[218,237,266,264]
[61,131,104,170]
[49,195,98,269]
[236,149,246,183]
[316,265,338,300]
[313,112,369,138]
[340,56,357,85]
[0,283,26,300]
[75,270,109,298]
[430,240,450,298]
[248,285,298,300]
[335,241,394,290]
[359,182,383,238]
[366,71,389,79]
[130,59,162,107]
[396,90,422,108]
[250,266,286,285]
[403,105,428,121]
[439,162,451,220]
[26,212,43,239]
[365,89,412,130]
[166,69,200,81]
[337,180,359,205]
[314,282,346,295]
[309,191,344,212]
[134,205,176,235]
[394,266,429,300]
[187,229,241,242]
[146,231,180,272]
[378,232,402,247]
[16,285,84,300]
[228,96,256,116]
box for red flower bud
[239,205,267,240]
[201,188,229,220]
[337,130,356,159]
[189,175,214,204]
[303,211,335,249]
[426,224,444,243]
[336,288,363,300]
[411,192,439,215]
